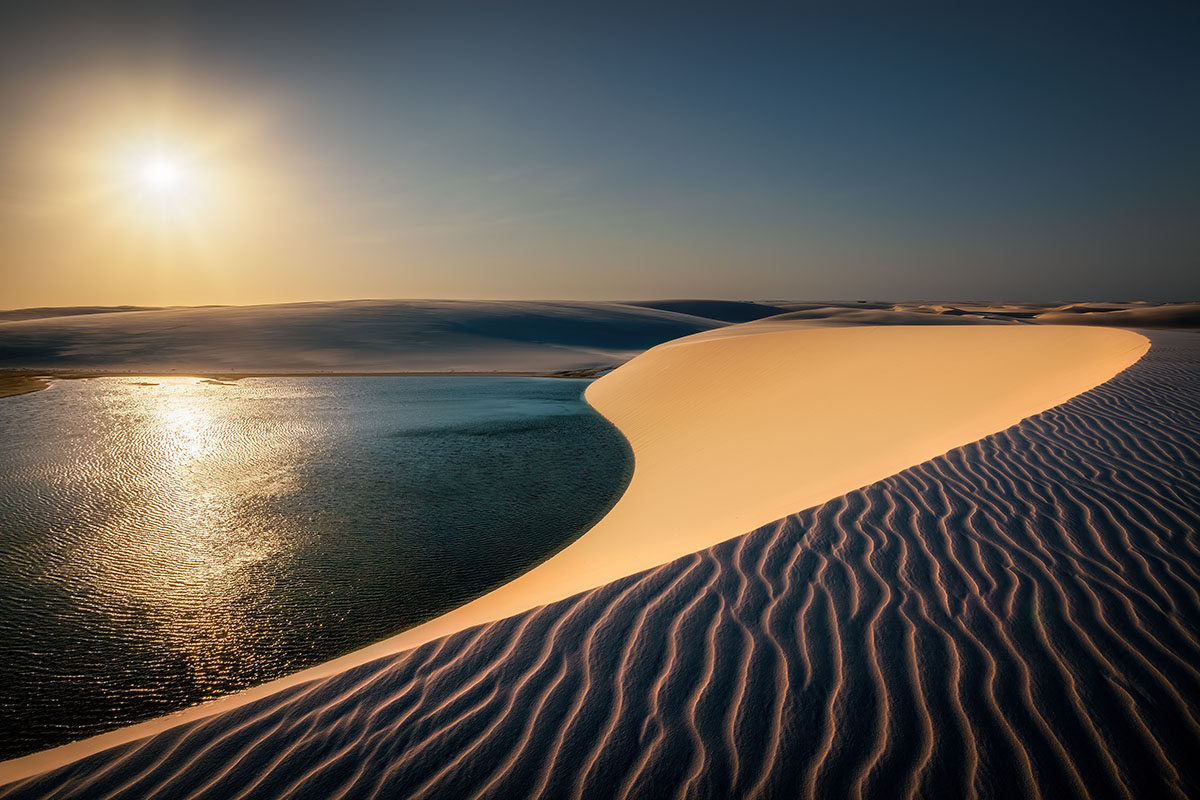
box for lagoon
[0,376,631,759]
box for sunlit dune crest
[378,324,1149,650]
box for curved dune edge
[0,324,1148,785]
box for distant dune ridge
[0,300,723,374]
[0,299,1194,379]
[1033,302,1200,328]
[623,299,791,323]
[0,306,162,323]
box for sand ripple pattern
[5,331,1199,799]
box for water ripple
[0,376,631,760]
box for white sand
[0,300,725,373]
[0,323,1148,784]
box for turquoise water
[0,376,632,759]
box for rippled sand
[2,330,1196,798]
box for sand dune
[2,330,1195,798]
[1,300,1193,382]
[1036,302,1200,328]
[0,307,162,323]
[0,300,723,373]
[788,301,1199,328]
[750,307,1025,325]
[345,326,1146,660]
[0,323,1148,786]
[623,299,791,322]
[631,300,1200,328]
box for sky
[1,0,1197,307]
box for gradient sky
[1,1,1197,307]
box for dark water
[0,376,632,760]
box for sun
[117,146,212,225]
[138,156,184,192]
[134,155,188,196]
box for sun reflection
[156,395,214,462]
[76,378,308,677]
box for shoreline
[0,373,50,399]
[0,323,1150,786]
[0,366,615,400]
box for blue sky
[2,1,1197,304]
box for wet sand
[0,373,49,399]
